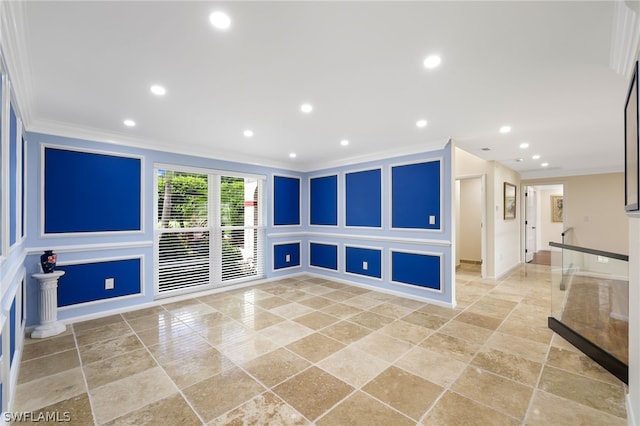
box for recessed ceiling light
[519,142,529,149]
[150,85,166,96]
[289,152,297,158]
[499,126,511,134]
[300,103,313,113]
[416,119,428,128]
[243,130,254,138]
[532,154,541,160]
[123,119,136,127]
[541,162,549,167]
[209,11,231,30]
[481,147,491,151]
[423,55,441,69]
[340,139,349,146]
[515,158,524,162]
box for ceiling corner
[0,0,35,127]
[610,0,640,78]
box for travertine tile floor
[14,263,627,425]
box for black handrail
[549,241,629,262]
[561,227,573,244]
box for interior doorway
[455,175,486,278]
[524,184,564,265]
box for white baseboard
[305,271,456,309]
[627,393,636,426]
[610,311,630,322]
[42,274,305,328]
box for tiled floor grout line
[70,325,100,426]
[14,267,627,425]
[126,315,210,426]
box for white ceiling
[3,1,637,176]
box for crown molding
[27,118,302,172]
[519,165,623,181]
[610,0,640,78]
[28,117,451,174]
[0,0,34,127]
[300,138,450,172]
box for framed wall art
[504,182,516,220]
[551,195,563,222]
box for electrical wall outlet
[105,278,115,290]
[429,215,436,225]
[285,254,291,262]
[362,261,368,270]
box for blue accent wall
[44,147,141,233]
[57,258,141,307]
[310,242,338,270]
[9,104,17,246]
[274,176,301,226]
[345,169,381,227]
[21,279,25,324]
[392,160,441,229]
[9,297,16,366]
[345,246,381,278]
[310,175,338,226]
[392,251,441,290]
[273,242,301,270]
[21,136,25,239]
[306,144,453,306]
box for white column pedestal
[31,271,66,339]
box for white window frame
[153,163,266,297]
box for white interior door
[525,186,537,262]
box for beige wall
[459,178,482,262]
[525,173,628,255]
[539,188,564,249]
[492,161,521,277]
[455,147,491,275]
[455,146,521,278]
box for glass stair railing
[549,242,628,384]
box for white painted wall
[629,218,639,426]
[492,162,521,278]
[455,180,461,266]
[626,40,640,426]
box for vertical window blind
[155,167,264,295]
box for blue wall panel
[9,297,16,366]
[310,175,338,226]
[274,176,300,226]
[57,258,141,307]
[345,169,381,227]
[21,279,25,324]
[44,148,141,233]
[345,246,381,278]
[310,243,338,270]
[273,242,300,270]
[392,161,440,229]
[21,136,25,239]
[9,104,17,245]
[392,251,441,290]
